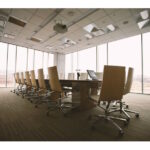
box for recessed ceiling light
[0,19,6,28]
[137,19,150,29]
[4,33,15,39]
[8,16,26,27]
[107,24,116,32]
[30,37,42,43]
[140,10,149,20]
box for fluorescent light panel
[138,19,150,29]
[140,10,149,20]
[107,24,116,32]
[4,33,15,39]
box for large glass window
[7,44,16,87]
[97,44,107,72]
[16,46,27,72]
[27,49,34,71]
[78,47,96,72]
[143,32,150,94]
[108,35,142,93]
[43,52,48,78]
[48,53,54,67]
[65,53,72,79]
[0,42,7,87]
[34,50,43,78]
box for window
[16,46,27,72]
[27,49,34,71]
[65,53,72,79]
[43,52,48,78]
[78,47,96,72]
[7,44,16,87]
[143,32,150,94]
[97,44,107,72]
[0,42,7,87]
[108,35,142,93]
[34,50,43,78]
[48,53,54,67]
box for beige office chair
[47,66,78,116]
[89,65,127,135]
[110,67,139,121]
[30,70,38,91]
[68,73,75,80]
[80,73,88,80]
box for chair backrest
[68,73,74,80]
[25,71,31,86]
[95,72,103,80]
[124,67,134,95]
[38,69,46,89]
[16,72,20,84]
[99,65,125,103]
[30,70,37,88]
[48,66,62,92]
[80,73,88,80]
[20,72,25,84]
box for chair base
[90,114,127,135]
[109,104,139,121]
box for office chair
[80,73,88,80]
[47,66,79,116]
[109,67,139,121]
[11,73,17,93]
[15,72,22,95]
[89,65,127,135]
[33,68,52,107]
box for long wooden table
[37,79,102,110]
[60,79,102,110]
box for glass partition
[7,44,16,87]
[0,42,7,87]
[27,49,34,71]
[108,35,142,93]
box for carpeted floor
[0,88,150,141]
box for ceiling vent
[53,23,68,33]
[8,16,26,27]
[4,33,15,39]
[30,37,41,43]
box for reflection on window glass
[78,47,96,72]
[0,42,7,87]
[48,53,54,67]
[43,52,48,78]
[16,46,27,72]
[108,35,142,93]
[27,49,34,71]
[34,50,43,77]
[143,32,150,94]
[7,44,16,87]
[97,44,107,72]
[65,54,72,79]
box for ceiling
[0,8,150,54]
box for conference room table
[37,79,102,110]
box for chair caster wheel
[91,126,95,130]
[136,113,139,118]
[119,130,124,136]
[126,105,129,109]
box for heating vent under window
[30,37,41,43]
[8,16,26,27]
